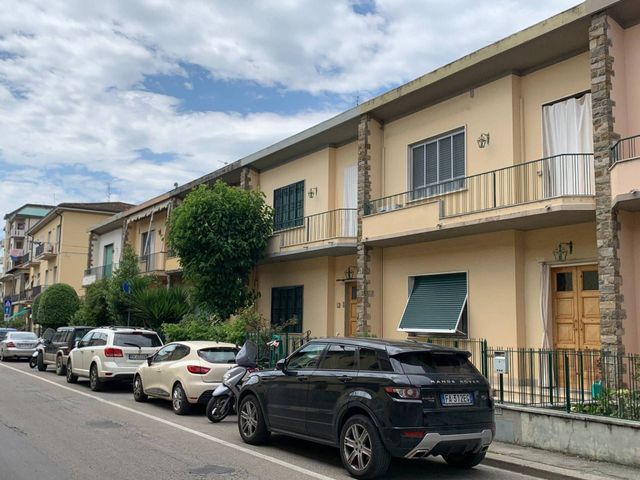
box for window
[55,225,61,251]
[398,272,468,335]
[79,332,93,346]
[392,352,477,375]
[89,333,107,347]
[198,347,238,364]
[318,344,357,370]
[113,332,162,348]
[273,181,304,231]
[171,345,191,361]
[358,348,393,372]
[271,286,303,333]
[411,130,465,198]
[153,344,177,362]
[287,343,326,370]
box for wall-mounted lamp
[477,133,490,149]
[337,265,357,282]
[553,241,573,262]
[307,187,318,199]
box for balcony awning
[398,272,467,334]
[6,308,29,320]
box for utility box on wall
[493,351,509,374]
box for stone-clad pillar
[356,114,372,334]
[590,12,625,353]
[240,167,259,191]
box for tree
[167,181,273,319]
[129,286,192,330]
[37,284,81,329]
[77,279,112,326]
[107,244,152,325]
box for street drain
[189,465,235,476]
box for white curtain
[542,93,594,197]
[539,263,552,348]
[343,164,357,236]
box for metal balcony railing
[365,154,595,219]
[10,228,25,237]
[138,252,165,273]
[84,263,117,281]
[611,134,640,165]
[274,209,357,248]
[15,253,29,266]
[34,242,56,258]
[31,285,42,297]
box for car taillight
[187,365,210,374]
[104,347,123,357]
[384,386,421,400]
[5,342,15,348]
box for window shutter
[438,136,452,183]
[453,132,465,178]
[426,142,438,186]
[412,145,425,189]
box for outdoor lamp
[553,241,573,261]
[307,187,318,198]
[477,133,490,148]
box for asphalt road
[0,359,542,480]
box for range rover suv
[237,338,494,479]
[37,326,93,374]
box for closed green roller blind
[398,272,467,333]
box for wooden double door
[346,282,358,337]
[552,265,601,351]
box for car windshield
[8,332,37,341]
[198,348,238,364]
[113,332,162,348]
[74,329,91,342]
[392,351,477,375]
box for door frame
[344,281,357,337]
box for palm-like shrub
[129,286,192,330]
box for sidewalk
[486,442,639,479]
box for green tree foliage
[129,286,192,330]
[37,284,81,329]
[31,293,42,325]
[107,244,150,324]
[167,182,273,319]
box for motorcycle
[206,340,258,423]
[30,338,45,369]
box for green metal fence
[245,330,311,368]
[426,338,640,421]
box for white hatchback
[133,341,238,415]
[66,327,163,391]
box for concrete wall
[610,19,640,138]
[495,404,640,467]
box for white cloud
[0,0,580,217]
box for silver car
[0,331,39,361]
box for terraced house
[86,0,639,354]
[27,202,132,296]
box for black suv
[38,326,93,375]
[237,338,494,479]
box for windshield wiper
[123,342,142,348]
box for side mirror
[146,356,153,366]
[75,341,82,349]
[275,358,286,371]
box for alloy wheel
[240,400,258,438]
[343,423,372,472]
[172,387,182,411]
[134,378,142,397]
[90,367,97,389]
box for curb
[485,452,609,480]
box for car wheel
[133,375,148,402]
[0,350,5,362]
[66,360,78,383]
[171,383,191,415]
[443,450,487,469]
[36,351,46,371]
[340,415,391,479]
[89,364,103,391]
[29,355,38,368]
[55,355,66,376]
[237,395,270,445]
[206,395,232,423]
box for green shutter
[398,273,467,333]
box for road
[0,359,542,480]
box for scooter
[30,338,45,369]
[206,340,258,423]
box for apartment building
[224,0,638,353]
[0,204,53,318]
[27,202,132,296]
[84,0,639,354]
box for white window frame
[408,127,466,197]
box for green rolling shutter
[398,272,467,334]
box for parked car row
[12,325,495,479]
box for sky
[0,0,581,220]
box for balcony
[266,208,357,261]
[9,228,25,238]
[82,263,118,287]
[138,252,166,274]
[31,285,42,298]
[610,135,640,210]
[34,242,57,260]
[363,154,595,246]
[6,252,29,273]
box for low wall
[495,404,640,467]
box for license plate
[17,344,32,348]
[440,393,474,406]
[128,354,147,360]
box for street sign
[122,281,131,294]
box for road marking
[0,363,338,480]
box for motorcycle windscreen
[235,341,258,368]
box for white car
[0,331,38,361]
[133,341,238,415]
[66,327,163,391]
